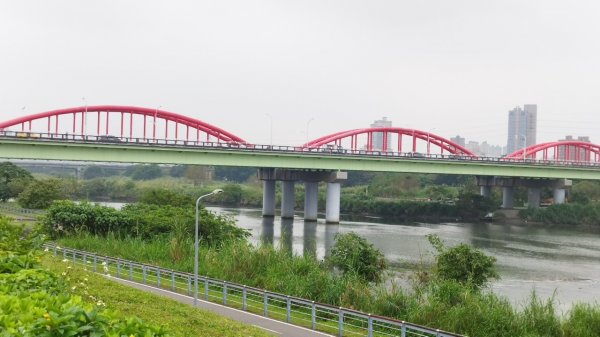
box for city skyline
[1,1,599,146]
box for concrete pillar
[480,186,491,198]
[553,188,566,204]
[281,181,295,219]
[326,182,341,224]
[304,182,319,221]
[262,180,276,217]
[527,187,541,208]
[502,187,514,209]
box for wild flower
[62,258,68,263]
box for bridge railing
[47,243,462,337]
[2,130,600,168]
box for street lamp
[154,105,162,140]
[265,113,273,146]
[306,117,315,143]
[194,188,224,307]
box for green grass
[41,254,273,337]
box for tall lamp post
[194,188,224,307]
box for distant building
[507,104,537,154]
[450,135,465,147]
[370,117,392,151]
[558,135,591,161]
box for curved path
[109,277,333,337]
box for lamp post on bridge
[265,113,273,146]
[194,188,224,307]
[154,105,162,140]
[306,117,315,143]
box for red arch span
[505,141,600,162]
[304,127,476,156]
[0,105,246,143]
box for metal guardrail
[46,243,462,337]
[2,130,599,169]
[0,203,44,215]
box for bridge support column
[502,187,514,209]
[304,182,319,221]
[553,188,566,204]
[281,181,296,219]
[480,186,491,198]
[326,182,341,224]
[262,180,276,217]
[527,187,541,208]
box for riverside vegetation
[42,198,600,337]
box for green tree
[214,166,255,182]
[169,164,188,177]
[139,188,194,207]
[17,178,64,209]
[328,232,387,283]
[184,165,212,185]
[427,234,498,289]
[0,162,34,201]
[131,164,163,180]
[82,165,106,179]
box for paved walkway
[109,277,333,337]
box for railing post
[187,275,192,296]
[338,308,344,337]
[116,259,121,277]
[242,286,247,311]
[83,254,87,267]
[223,281,228,305]
[72,250,76,263]
[401,321,406,337]
[286,296,291,323]
[93,255,97,272]
[157,269,161,287]
[53,246,57,257]
[142,266,147,284]
[129,262,133,281]
[311,301,316,330]
[63,248,66,259]
[367,314,373,337]
[204,278,209,300]
[171,271,175,291]
[263,292,268,317]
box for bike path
[108,276,333,337]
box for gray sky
[1,0,599,147]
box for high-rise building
[450,135,466,147]
[370,117,392,151]
[558,135,591,161]
[507,104,537,154]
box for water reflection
[324,223,339,257]
[260,216,274,245]
[303,221,317,257]
[281,218,294,253]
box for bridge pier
[553,188,566,204]
[527,187,541,208]
[304,182,319,222]
[262,180,276,217]
[502,187,514,209]
[480,186,491,198]
[258,168,346,222]
[326,182,341,224]
[281,181,296,219]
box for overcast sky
[1,0,599,147]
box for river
[209,206,600,312]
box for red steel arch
[505,141,600,162]
[304,127,476,156]
[0,105,246,143]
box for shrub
[327,232,387,283]
[427,234,498,289]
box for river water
[209,207,600,312]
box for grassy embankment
[41,254,272,337]
[56,234,600,337]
